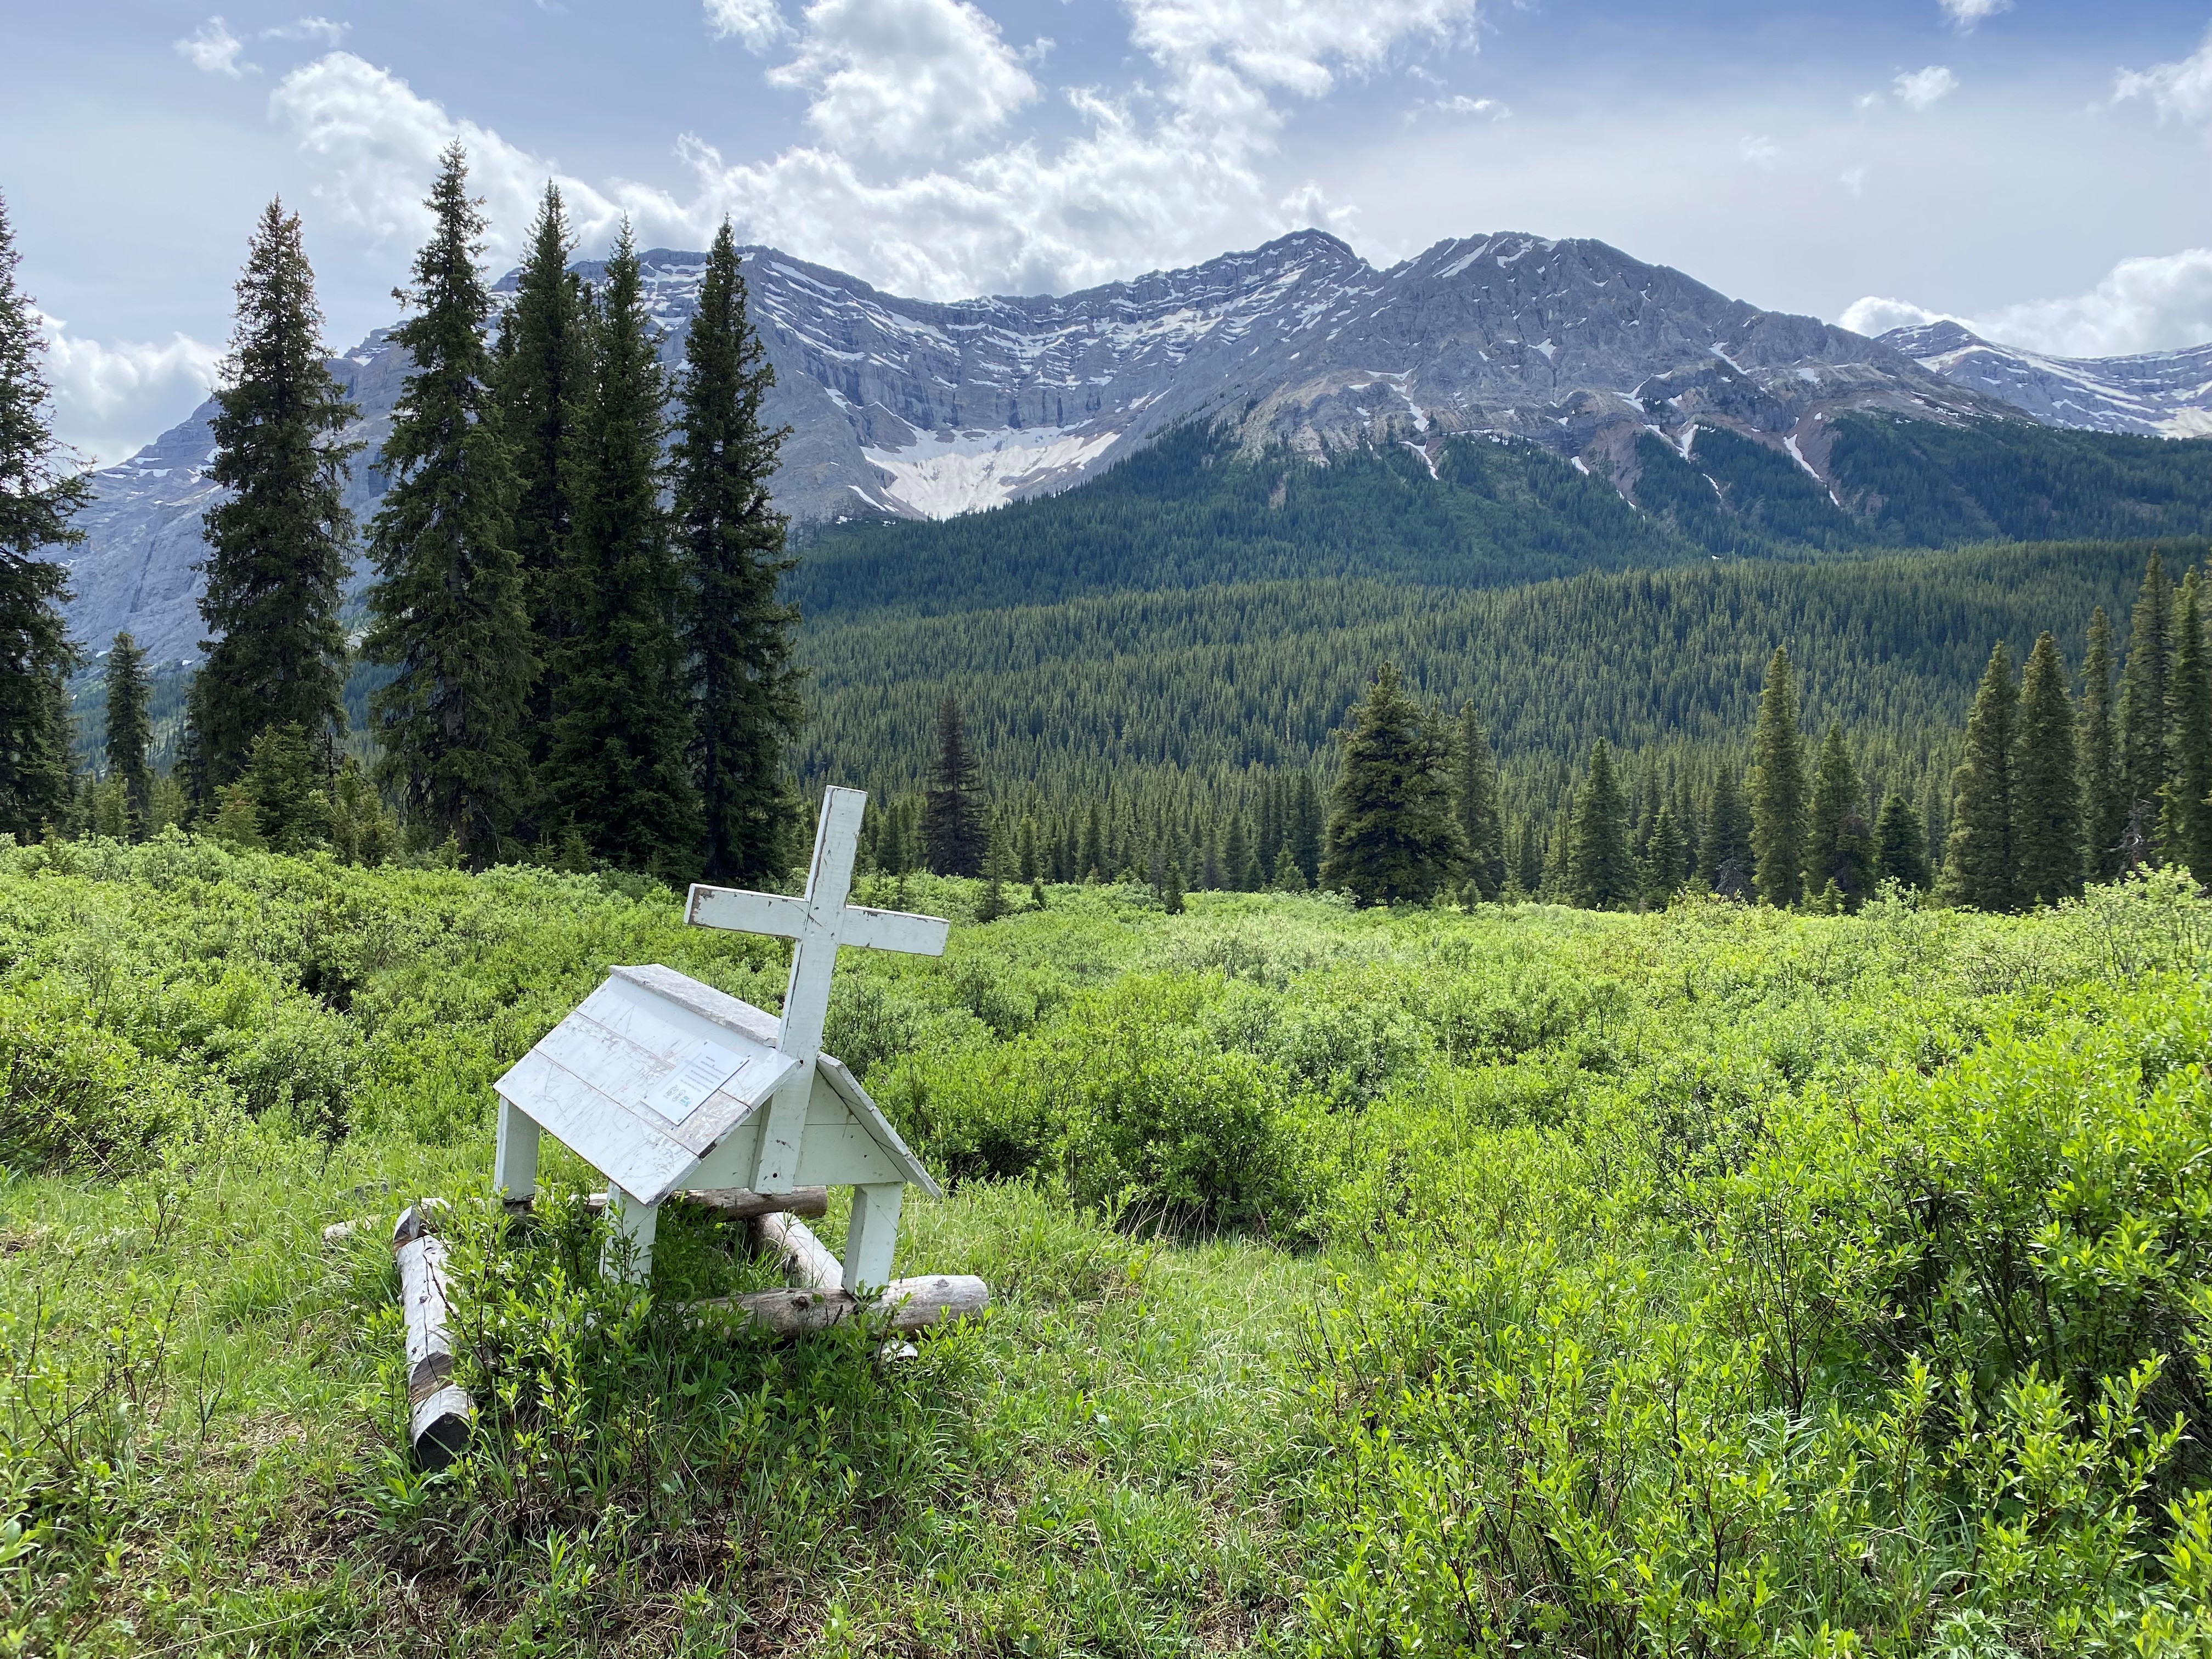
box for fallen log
[505,1187,830,1222]
[392,1203,472,1469]
[754,1210,845,1293]
[693,1274,991,1338]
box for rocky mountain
[1878,320,2212,440]
[55,229,2045,665]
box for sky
[6,0,2210,465]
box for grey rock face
[54,229,2031,662]
[1881,320,2212,438]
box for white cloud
[1893,66,1957,110]
[1842,248,2212,357]
[1839,165,1868,196]
[1739,134,1780,167]
[264,16,350,45]
[2116,25,2212,126]
[1436,94,1507,117]
[35,311,223,467]
[175,16,253,77]
[268,1,1485,301]
[1938,0,2008,31]
[766,0,1038,159]
[704,0,785,52]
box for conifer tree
[1643,802,1689,905]
[1748,646,1809,906]
[541,220,699,875]
[676,222,803,881]
[1920,769,1946,884]
[191,199,356,788]
[494,183,591,790]
[104,631,152,837]
[1941,641,2018,911]
[2165,570,2212,879]
[1875,791,1929,890]
[2117,552,2174,834]
[364,146,534,868]
[1454,703,1507,899]
[921,693,986,875]
[0,189,87,839]
[2078,606,2120,881]
[1701,768,1754,898]
[1218,810,1251,892]
[1567,740,1635,909]
[1320,662,1465,905]
[2013,630,2081,905]
[1289,771,1323,881]
[1805,724,1873,910]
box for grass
[4,836,2212,1654]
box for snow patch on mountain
[862,424,1122,517]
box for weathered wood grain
[692,1274,990,1338]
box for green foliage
[1567,737,1634,909]
[1807,722,1874,909]
[921,694,985,876]
[364,145,534,867]
[1750,646,1808,905]
[1321,663,1464,906]
[1944,642,2019,911]
[2016,630,2084,905]
[193,199,357,787]
[100,633,151,839]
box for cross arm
[842,906,950,957]
[688,885,809,939]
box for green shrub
[0,991,186,1175]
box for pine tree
[2079,606,2121,882]
[2117,552,2175,835]
[494,183,591,794]
[1455,703,1507,899]
[1875,791,1929,890]
[1642,801,1689,905]
[104,631,152,838]
[1920,768,1946,885]
[191,199,356,789]
[1702,769,1754,899]
[1219,811,1251,891]
[541,219,700,876]
[364,146,535,868]
[1805,724,1872,910]
[241,723,331,855]
[1320,663,1465,905]
[1163,856,1186,915]
[2165,570,2212,879]
[1290,772,1323,882]
[676,222,803,881]
[1749,646,1809,906]
[1941,641,2018,911]
[2013,630,2081,906]
[921,694,985,875]
[1566,738,1635,909]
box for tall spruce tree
[1319,662,1465,905]
[2165,569,2212,879]
[2079,606,2121,882]
[1805,724,1873,910]
[1455,703,1506,899]
[1567,738,1635,909]
[0,189,86,838]
[543,220,701,875]
[104,631,152,837]
[2014,630,2081,906]
[675,222,803,882]
[1642,801,1689,904]
[921,694,986,875]
[1702,769,1754,898]
[1875,791,1929,890]
[2117,552,2175,835]
[493,183,591,795]
[1748,646,1810,906]
[364,146,534,868]
[1941,641,2018,911]
[191,199,356,788]
[1289,771,1323,882]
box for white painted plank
[683,887,809,943]
[494,1049,699,1206]
[611,964,780,1047]
[843,1183,904,1291]
[819,1054,943,1198]
[840,907,950,956]
[791,1119,906,1188]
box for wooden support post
[602,1185,658,1283]
[493,1097,540,1203]
[843,1183,904,1293]
[392,1204,472,1469]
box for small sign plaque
[647,1039,745,1124]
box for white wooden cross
[685,785,948,1194]
[492,786,950,1289]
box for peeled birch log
[504,1187,830,1222]
[754,1211,845,1293]
[695,1274,991,1338]
[392,1203,472,1469]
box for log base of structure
[503,1186,831,1222]
[694,1273,991,1338]
[393,1204,473,1469]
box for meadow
[3,832,2211,1656]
